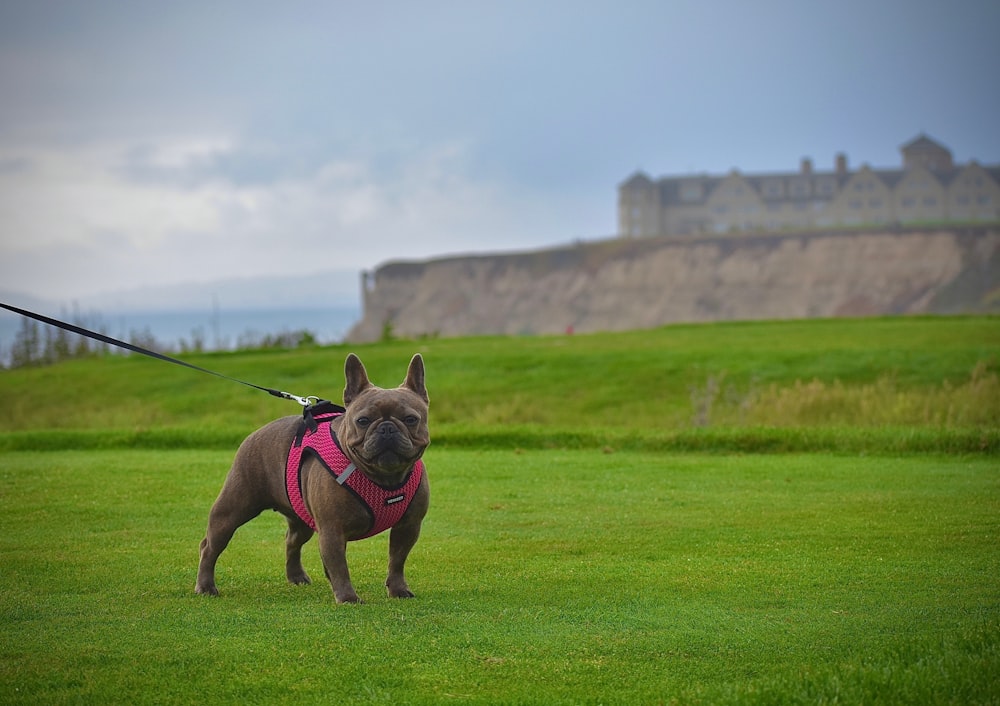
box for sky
[1,0,998,309]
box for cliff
[345,226,1000,341]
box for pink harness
[285,411,424,539]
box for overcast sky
[1,0,998,306]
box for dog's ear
[402,354,428,403]
[343,353,373,406]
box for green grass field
[2,315,998,440]
[1,316,998,704]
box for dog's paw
[386,580,415,599]
[287,572,312,586]
[335,592,362,605]
[194,583,220,597]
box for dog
[195,353,430,604]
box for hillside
[346,226,999,341]
[2,316,996,456]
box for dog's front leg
[284,517,314,586]
[317,530,360,604]
[385,523,421,598]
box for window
[815,179,836,195]
[680,182,703,201]
[978,195,992,205]
[902,197,916,207]
[922,197,937,206]
[789,179,810,197]
[849,199,863,209]
[869,198,882,208]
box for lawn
[0,316,998,703]
[0,448,997,704]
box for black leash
[1,301,323,406]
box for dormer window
[680,182,703,201]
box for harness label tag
[385,494,406,506]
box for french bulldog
[195,353,430,604]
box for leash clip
[278,392,320,407]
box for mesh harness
[285,401,425,539]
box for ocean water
[0,305,361,363]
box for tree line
[4,312,318,369]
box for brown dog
[195,353,430,604]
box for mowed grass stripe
[0,448,997,704]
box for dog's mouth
[356,437,422,476]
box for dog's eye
[356,416,371,427]
[404,415,419,426]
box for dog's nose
[376,421,397,436]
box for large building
[618,135,1000,237]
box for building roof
[624,137,999,207]
[619,171,653,189]
[900,133,950,154]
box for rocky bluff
[346,227,999,341]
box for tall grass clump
[690,359,1000,428]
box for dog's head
[338,353,429,482]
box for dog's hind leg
[284,517,314,586]
[195,490,266,596]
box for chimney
[835,152,848,175]
[800,157,813,175]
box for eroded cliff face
[346,227,1000,341]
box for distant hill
[1,270,361,315]
[346,226,1000,341]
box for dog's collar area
[302,399,347,433]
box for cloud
[0,139,226,252]
[0,132,566,302]
[5,0,994,312]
